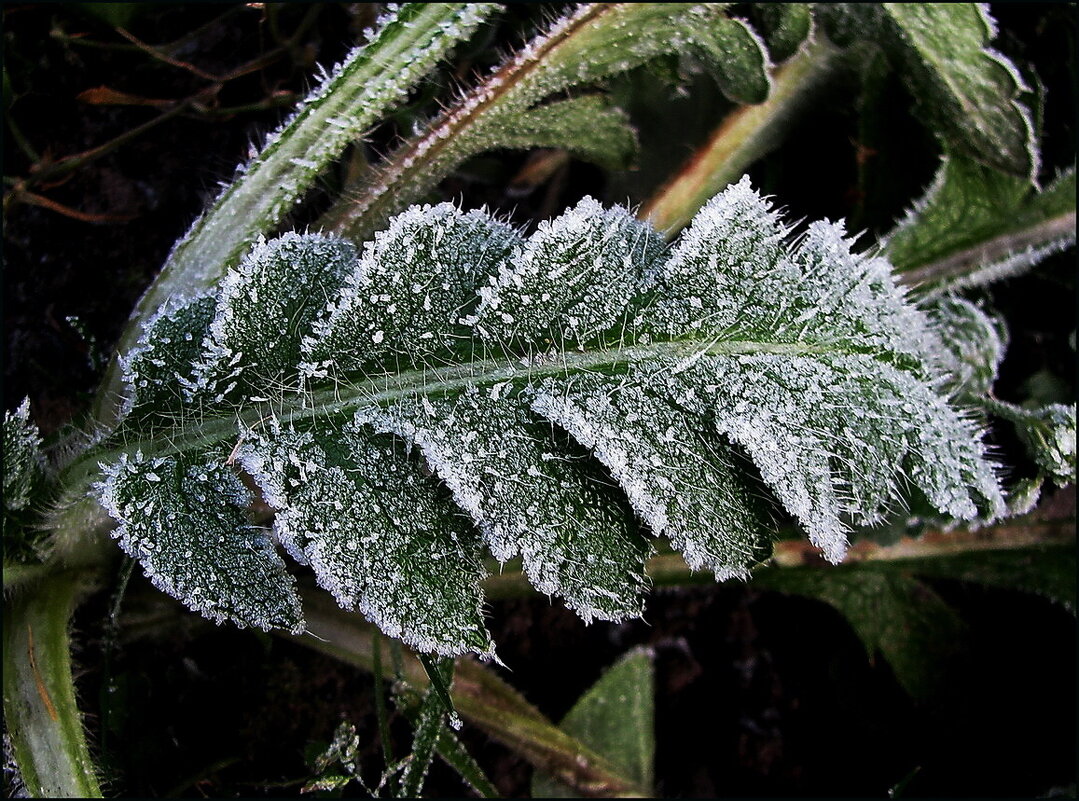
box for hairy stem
[3,575,103,799]
[319,4,610,243]
[897,210,1077,291]
[639,36,839,237]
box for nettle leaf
[885,157,1076,293]
[302,203,517,381]
[95,177,1006,657]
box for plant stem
[3,574,103,798]
[290,591,643,797]
[318,4,610,243]
[639,36,839,237]
[896,210,1077,290]
[484,516,1075,596]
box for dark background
[3,4,1075,797]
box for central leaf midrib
[72,337,851,484]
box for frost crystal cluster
[96,177,1005,657]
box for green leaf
[885,156,1076,292]
[755,568,967,699]
[677,9,772,105]
[89,178,1005,655]
[823,4,1038,182]
[531,646,655,798]
[984,399,1077,488]
[749,3,812,63]
[881,4,1037,181]
[121,294,218,423]
[302,204,517,381]
[492,95,638,171]
[96,453,304,633]
[922,295,1007,398]
[184,234,358,404]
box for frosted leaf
[3,399,45,514]
[669,352,1004,560]
[489,95,637,170]
[877,3,1038,182]
[120,292,216,423]
[187,233,357,402]
[679,6,772,104]
[818,4,1037,181]
[471,198,665,349]
[986,401,1077,488]
[237,422,494,657]
[95,454,304,633]
[923,295,1007,396]
[643,177,939,373]
[91,175,1011,656]
[748,3,812,63]
[357,390,651,623]
[531,374,768,579]
[302,203,517,379]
